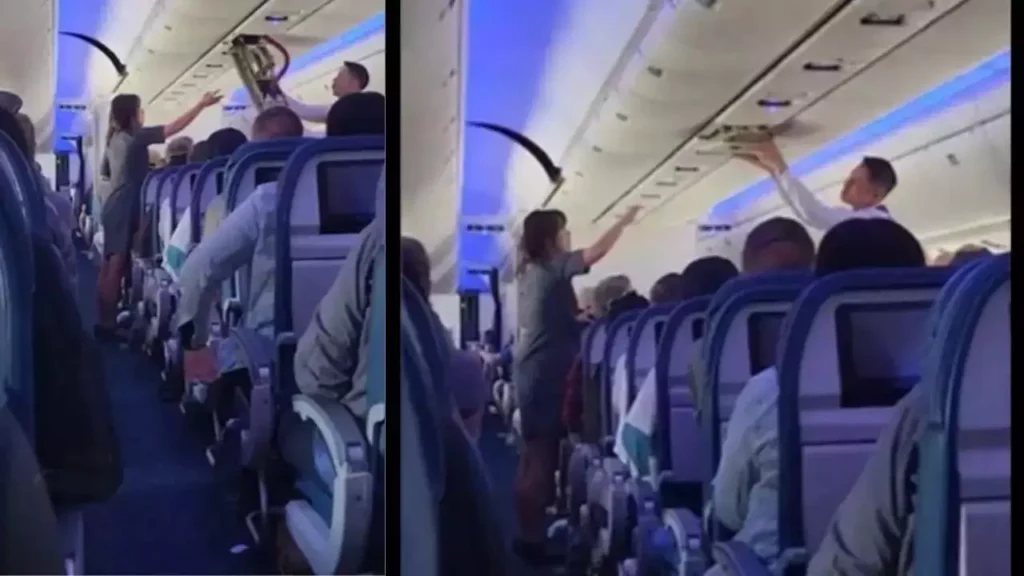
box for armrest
[290,395,369,479]
[275,332,298,397]
[711,541,772,576]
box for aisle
[76,254,265,574]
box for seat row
[556,257,1008,575]
[126,135,389,574]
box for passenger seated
[163,121,286,279]
[94,91,222,341]
[562,274,632,436]
[612,260,737,478]
[4,110,78,291]
[196,128,249,241]
[948,243,993,266]
[178,95,383,384]
[165,136,193,166]
[705,218,925,575]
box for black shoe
[512,538,558,567]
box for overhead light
[265,14,290,23]
[860,13,906,27]
[675,165,700,173]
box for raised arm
[581,205,640,268]
[163,91,223,140]
[735,141,857,232]
[281,93,331,124]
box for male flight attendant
[278,61,371,123]
[735,140,896,231]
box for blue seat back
[582,319,608,386]
[624,304,674,406]
[222,138,313,303]
[140,168,164,219]
[169,163,203,229]
[776,267,952,557]
[274,136,385,337]
[915,254,1010,576]
[701,274,812,476]
[653,297,710,478]
[602,310,642,435]
[152,166,182,250]
[0,133,36,439]
[189,157,230,244]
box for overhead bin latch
[228,35,288,111]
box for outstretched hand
[620,205,641,225]
[733,140,787,176]
[199,91,224,108]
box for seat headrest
[224,138,315,210]
[778,267,951,412]
[656,297,711,380]
[625,303,675,390]
[708,270,813,316]
[924,253,1010,434]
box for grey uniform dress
[513,249,589,441]
[101,126,165,257]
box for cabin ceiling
[0,0,56,147]
[98,0,381,124]
[477,0,1008,243]
[400,0,465,284]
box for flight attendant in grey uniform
[94,91,221,340]
[512,205,639,564]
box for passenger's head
[326,92,385,136]
[0,90,23,114]
[401,236,432,298]
[742,217,815,274]
[188,140,210,163]
[14,113,35,157]
[607,291,650,320]
[949,244,993,267]
[519,209,570,269]
[0,107,31,159]
[251,105,304,141]
[815,219,925,276]
[166,136,194,166]
[649,272,685,305]
[678,256,740,300]
[333,61,370,97]
[206,127,248,159]
[147,149,164,169]
[593,275,632,317]
[841,156,897,209]
[108,93,143,138]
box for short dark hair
[252,105,304,139]
[607,291,650,320]
[650,273,685,305]
[326,92,385,137]
[949,245,993,267]
[816,218,924,276]
[188,140,210,163]
[343,61,370,90]
[206,127,248,159]
[862,156,897,194]
[742,216,815,272]
[518,209,567,271]
[678,256,739,300]
[401,236,431,298]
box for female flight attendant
[512,205,639,565]
[94,90,222,341]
